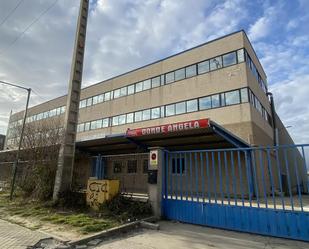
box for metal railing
[163,144,309,212]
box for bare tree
[6,117,64,200]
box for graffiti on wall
[87,181,108,209]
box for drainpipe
[266,92,277,146]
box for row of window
[78,48,247,110]
[245,50,267,93]
[248,89,272,125]
[9,106,66,130]
[113,160,148,174]
[12,48,267,129]
[77,87,255,133]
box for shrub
[100,194,152,222]
[55,190,88,210]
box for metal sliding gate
[162,144,309,241]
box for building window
[113,162,122,173]
[210,56,222,71]
[80,99,86,108]
[142,109,151,121]
[240,88,249,103]
[127,160,137,173]
[172,157,185,174]
[96,119,102,129]
[165,104,175,116]
[128,84,135,95]
[211,94,220,108]
[135,111,142,122]
[185,65,197,78]
[198,60,210,74]
[114,89,121,99]
[118,114,126,125]
[102,118,109,128]
[92,95,99,105]
[120,87,127,97]
[143,79,151,90]
[223,52,237,67]
[160,106,165,118]
[78,123,85,132]
[98,94,104,103]
[56,107,61,115]
[61,106,66,114]
[84,122,90,131]
[186,99,198,113]
[220,93,226,106]
[126,113,134,123]
[104,91,111,101]
[151,107,160,119]
[160,75,165,85]
[86,98,92,107]
[135,82,143,92]
[165,72,175,84]
[90,120,97,130]
[175,68,185,81]
[225,90,240,106]
[143,159,148,174]
[175,102,186,115]
[112,116,119,126]
[199,96,211,110]
[151,76,160,88]
[237,49,245,63]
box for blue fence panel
[162,144,309,242]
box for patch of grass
[80,222,110,234]
[0,190,123,235]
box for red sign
[126,119,209,137]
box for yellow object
[86,179,120,210]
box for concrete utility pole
[53,0,89,200]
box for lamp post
[266,92,277,146]
[0,80,31,200]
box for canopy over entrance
[76,119,249,155]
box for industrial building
[3,29,309,241]
[4,30,307,195]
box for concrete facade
[6,30,273,148]
[4,30,303,198]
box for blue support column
[101,157,106,180]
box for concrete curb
[69,216,159,247]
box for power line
[0,0,25,28]
[0,0,59,55]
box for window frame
[209,56,223,71]
[127,160,138,174]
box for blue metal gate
[162,144,309,241]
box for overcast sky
[0,0,309,145]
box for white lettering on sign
[126,119,209,137]
[140,121,201,135]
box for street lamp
[0,80,31,200]
[266,92,277,146]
